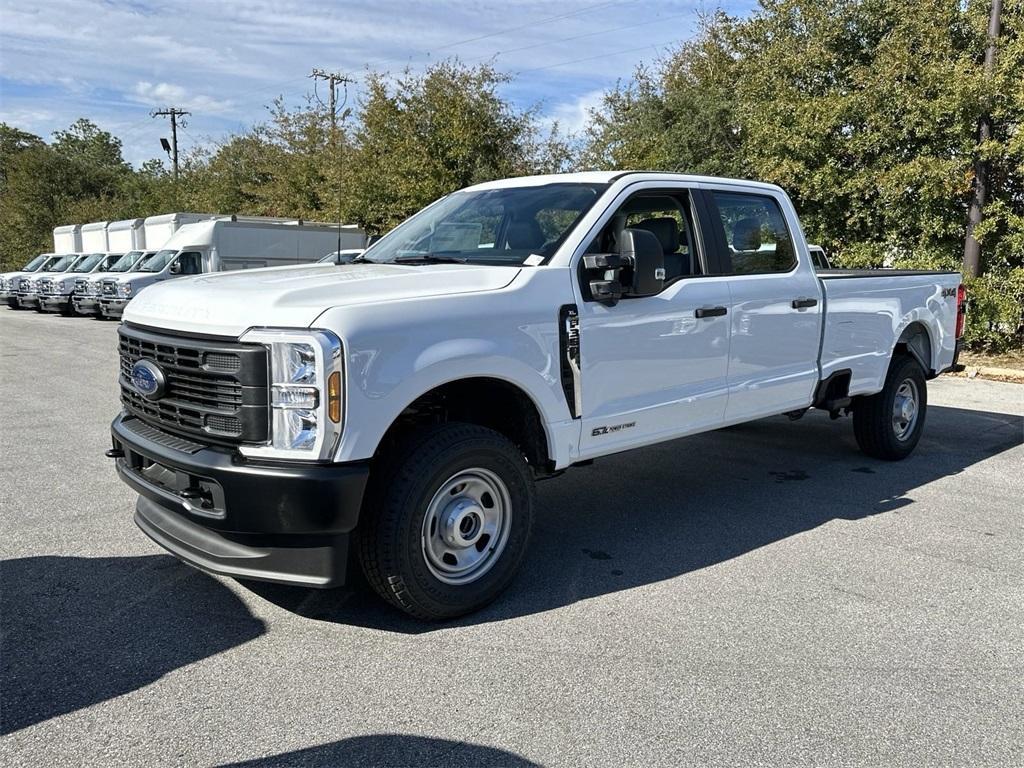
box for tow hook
[180,486,214,510]
[105,447,125,459]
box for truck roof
[108,218,144,231]
[465,171,786,194]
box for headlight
[118,283,133,297]
[238,328,343,461]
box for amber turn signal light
[327,371,342,423]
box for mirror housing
[619,228,665,297]
[168,260,182,275]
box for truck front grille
[102,280,117,296]
[75,278,90,293]
[118,324,269,446]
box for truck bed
[817,270,961,398]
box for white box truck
[38,221,124,313]
[143,213,217,252]
[98,217,366,317]
[52,225,82,254]
[80,221,110,255]
[73,213,214,316]
[108,219,146,252]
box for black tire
[853,355,927,460]
[358,422,535,620]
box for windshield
[362,183,609,266]
[140,249,177,272]
[109,251,144,272]
[70,253,106,272]
[46,255,77,272]
[22,254,49,271]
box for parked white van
[98,217,366,317]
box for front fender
[319,269,580,467]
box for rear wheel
[853,355,927,460]
[358,423,535,620]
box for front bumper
[38,294,72,312]
[17,294,40,308]
[99,297,128,317]
[72,295,101,314]
[110,413,370,587]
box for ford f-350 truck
[107,172,966,620]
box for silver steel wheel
[421,468,512,586]
[892,378,920,441]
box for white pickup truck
[108,172,966,620]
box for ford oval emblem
[130,359,166,400]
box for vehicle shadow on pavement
[0,554,265,735]
[250,403,1023,633]
[219,734,540,767]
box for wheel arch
[360,375,557,475]
[894,320,935,377]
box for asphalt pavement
[1,308,1022,767]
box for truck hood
[102,272,150,284]
[124,262,521,336]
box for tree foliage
[1,18,1021,348]
[583,0,1024,349]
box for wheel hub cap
[892,379,919,441]
[442,499,485,548]
[421,468,512,586]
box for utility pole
[310,69,354,131]
[310,69,355,252]
[962,0,1002,278]
[150,107,191,181]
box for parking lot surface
[1,308,1022,767]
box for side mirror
[169,261,181,275]
[581,228,665,305]
[619,228,665,297]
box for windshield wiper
[393,253,469,265]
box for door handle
[792,298,818,309]
[695,306,728,318]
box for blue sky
[0,0,754,167]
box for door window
[176,251,203,275]
[586,191,702,285]
[710,192,795,274]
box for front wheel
[358,423,535,620]
[853,355,927,460]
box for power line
[514,37,682,76]
[432,0,631,52]
[464,9,693,64]
[355,0,639,72]
[310,69,355,130]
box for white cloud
[542,89,607,136]
[131,82,234,114]
[0,0,757,167]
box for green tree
[584,0,1023,349]
[582,14,743,176]
[341,61,566,234]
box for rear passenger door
[703,188,823,421]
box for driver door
[574,186,732,458]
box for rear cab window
[707,191,796,275]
